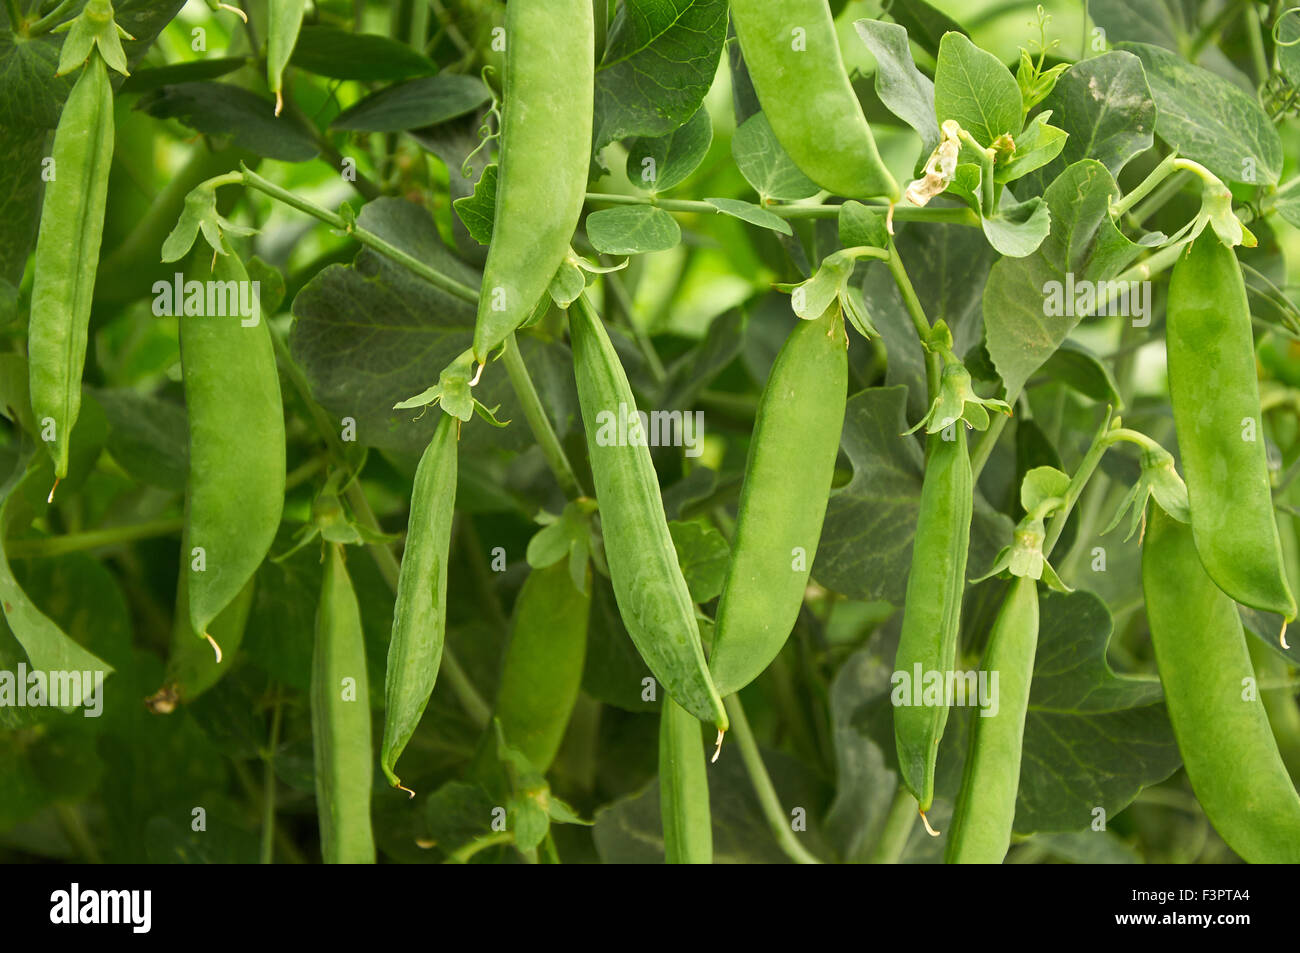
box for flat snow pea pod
[659,697,713,864]
[312,543,376,864]
[28,53,114,483]
[729,0,899,201]
[892,426,972,818]
[945,575,1038,864]
[709,307,847,696]
[471,0,594,363]
[494,561,590,772]
[569,295,728,732]
[1143,506,1300,863]
[1167,232,1296,632]
[267,0,307,115]
[381,413,457,792]
[146,573,255,713]
[181,241,286,646]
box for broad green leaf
[291,26,438,81]
[702,197,792,235]
[136,81,318,161]
[980,195,1050,258]
[933,31,1022,148]
[118,56,246,93]
[331,75,490,133]
[853,18,939,162]
[585,205,681,255]
[884,0,968,59]
[995,111,1067,184]
[1033,339,1123,408]
[732,112,819,201]
[625,106,712,193]
[452,163,497,245]
[668,520,729,604]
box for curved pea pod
[1167,233,1296,629]
[181,242,285,644]
[1143,506,1300,863]
[267,0,307,115]
[28,54,114,482]
[892,427,973,815]
[312,543,376,864]
[945,575,1038,864]
[709,308,847,696]
[471,0,594,363]
[659,697,713,864]
[146,573,255,713]
[569,296,727,731]
[380,413,457,792]
[495,561,590,773]
[729,0,899,201]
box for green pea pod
[709,308,847,696]
[180,242,286,645]
[893,427,973,816]
[312,543,376,864]
[471,0,594,363]
[1143,506,1300,863]
[28,53,114,482]
[1167,233,1296,628]
[147,573,255,713]
[495,561,591,772]
[659,697,713,864]
[569,295,728,732]
[945,575,1038,864]
[381,414,457,792]
[729,0,899,201]
[267,0,307,115]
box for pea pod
[893,427,972,816]
[381,413,457,792]
[729,0,899,201]
[569,295,727,731]
[146,574,255,713]
[1167,233,1296,630]
[312,543,376,864]
[1143,505,1300,863]
[494,561,590,772]
[267,0,307,116]
[471,0,594,363]
[180,241,286,644]
[945,575,1038,864]
[659,697,713,864]
[709,307,847,696]
[28,52,114,482]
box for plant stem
[969,412,1009,484]
[1043,410,1114,557]
[1244,0,1270,84]
[501,333,584,498]
[27,0,76,36]
[867,785,917,864]
[1112,153,1179,218]
[444,830,512,863]
[723,694,823,865]
[1188,0,1248,59]
[584,192,979,226]
[603,269,668,382]
[883,241,941,401]
[260,696,283,864]
[6,517,184,558]
[54,804,101,863]
[235,165,480,305]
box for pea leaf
[702,198,792,236]
[732,112,820,201]
[330,75,490,133]
[934,31,1023,148]
[625,106,712,193]
[453,163,497,245]
[1118,42,1282,186]
[994,111,1067,185]
[980,195,1050,258]
[136,81,318,162]
[853,19,940,164]
[585,205,681,255]
[667,520,729,604]
[290,27,438,81]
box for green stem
[54,804,102,863]
[584,192,979,226]
[867,785,918,864]
[883,241,940,401]
[723,694,823,865]
[1125,171,1191,229]
[1244,0,1270,84]
[1188,0,1248,59]
[603,270,668,382]
[27,0,76,36]
[260,696,283,864]
[501,333,585,498]
[281,97,383,201]
[969,413,1009,483]
[444,830,512,863]
[1112,153,1179,218]
[6,517,184,558]
[1043,410,1114,558]
[235,165,480,305]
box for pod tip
[203,632,223,664]
[919,809,940,837]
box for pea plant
[2,0,1299,867]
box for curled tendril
[1273,7,1300,46]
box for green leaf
[853,18,940,163]
[732,112,820,201]
[585,205,681,255]
[702,197,792,235]
[934,32,1022,148]
[668,520,730,604]
[625,106,712,193]
[452,163,497,245]
[290,26,438,81]
[838,201,890,250]
[330,75,490,133]
[981,195,1050,258]
[1119,42,1282,186]
[119,56,246,94]
[995,111,1067,184]
[1034,339,1123,408]
[136,82,318,161]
